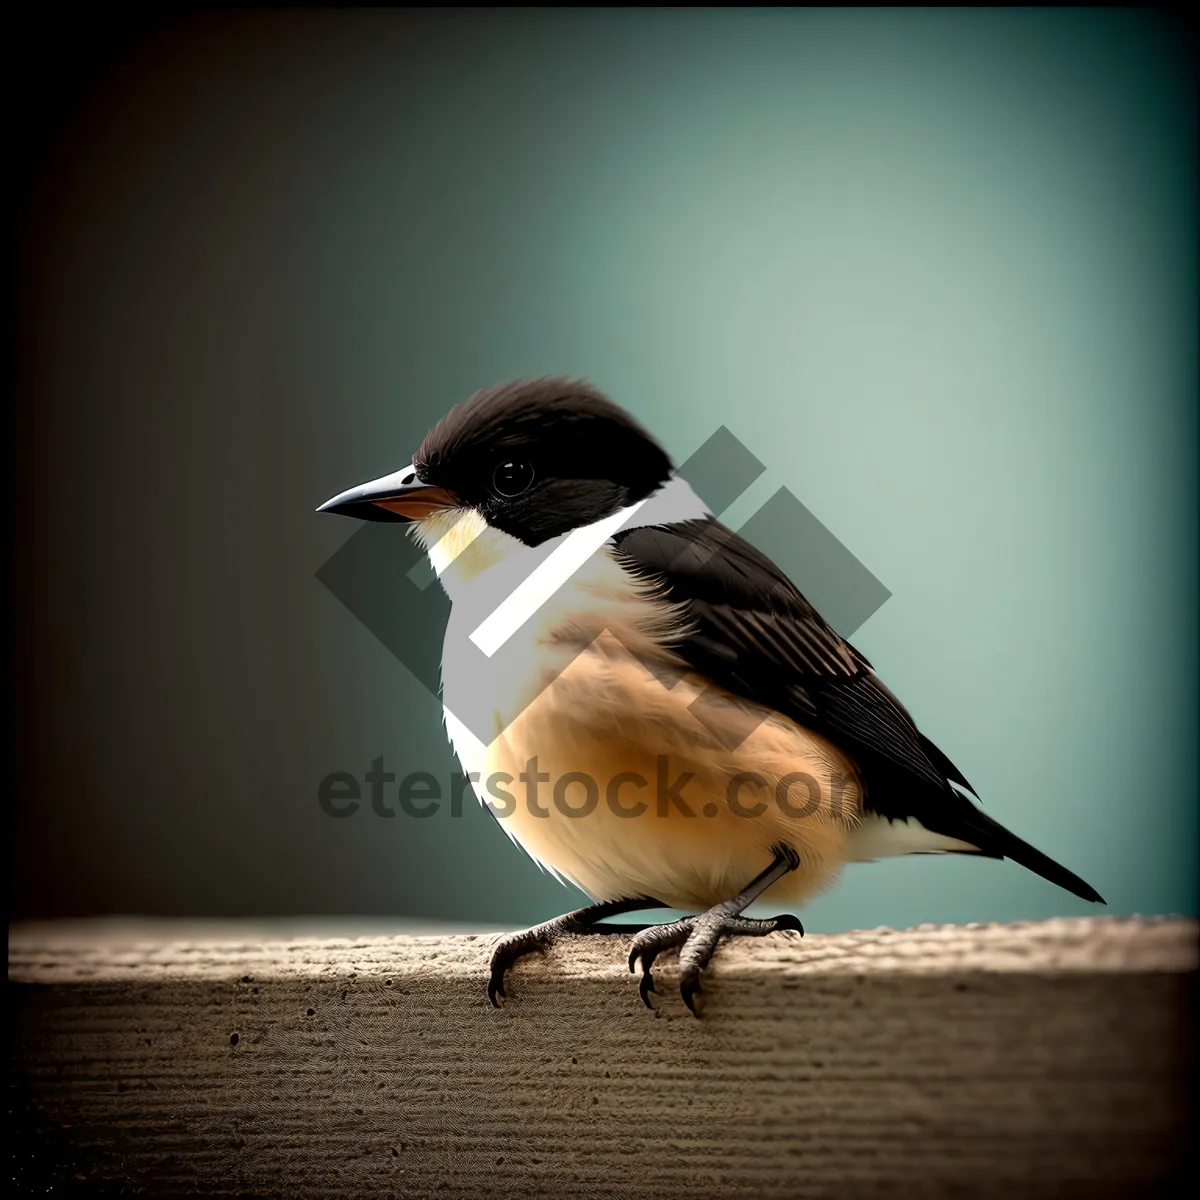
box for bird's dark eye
[492,459,534,498]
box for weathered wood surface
[8,916,1196,1198]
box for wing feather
[611,516,1103,904]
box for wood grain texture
[8,917,1196,1198]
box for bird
[318,377,1104,1015]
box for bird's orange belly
[483,633,864,911]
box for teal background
[14,9,1196,929]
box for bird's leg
[628,844,804,1014]
[488,897,667,1006]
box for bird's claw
[486,921,565,1007]
[639,969,657,1008]
[627,918,695,1010]
[488,951,517,1007]
[629,946,662,1008]
[627,911,802,1016]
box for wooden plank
[9,916,1196,1198]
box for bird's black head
[319,378,674,546]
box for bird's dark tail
[957,807,1105,904]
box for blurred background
[12,8,1196,932]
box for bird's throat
[411,507,526,595]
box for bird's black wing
[611,517,1103,904]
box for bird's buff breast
[440,548,864,912]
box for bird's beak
[316,464,459,523]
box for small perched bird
[320,378,1104,1014]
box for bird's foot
[487,913,587,1007]
[627,910,803,1015]
[487,897,665,1006]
